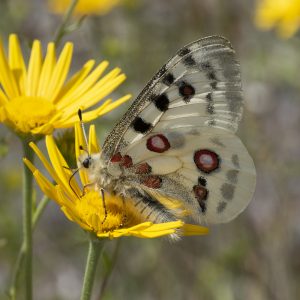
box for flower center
[4,96,56,134]
[75,191,139,233]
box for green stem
[9,196,50,300]
[32,196,50,226]
[80,236,104,300]
[53,0,79,45]
[22,141,34,300]
[98,240,122,300]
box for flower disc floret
[3,96,56,134]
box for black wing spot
[207,103,214,114]
[217,201,227,213]
[210,81,217,90]
[207,119,216,126]
[198,176,207,187]
[183,55,196,66]
[178,81,195,102]
[131,117,152,134]
[162,73,175,86]
[178,47,190,56]
[221,183,235,200]
[153,94,169,112]
[208,71,217,81]
[201,62,218,89]
[206,92,212,101]
[232,154,240,168]
[226,170,239,184]
[200,62,212,70]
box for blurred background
[0,0,300,299]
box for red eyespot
[135,163,152,174]
[120,155,133,168]
[193,185,208,201]
[111,152,122,163]
[194,149,220,173]
[141,176,162,189]
[146,134,170,153]
[193,185,208,213]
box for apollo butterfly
[78,36,256,225]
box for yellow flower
[24,123,208,239]
[49,0,121,16]
[255,0,300,38]
[0,34,131,139]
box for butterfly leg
[100,188,108,224]
[81,182,96,197]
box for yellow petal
[8,34,26,94]
[45,135,81,197]
[54,99,112,128]
[0,107,6,122]
[88,124,100,153]
[56,60,109,108]
[142,221,183,232]
[29,141,74,199]
[61,73,127,114]
[56,67,123,111]
[26,40,42,96]
[54,59,96,101]
[95,94,131,116]
[181,224,209,236]
[30,122,54,135]
[0,89,8,106]
[130,229,176,238]
[75,122,90,186]
[0,38,20,98]
[37,43,56,97]
[44,42,73,101]
[56,94,130,128]
[23,158,57,200]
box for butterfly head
[77,149,106,187]
[81,155,92,169]
[78,151,102,171]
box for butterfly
[78,36,256,226]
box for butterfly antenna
[101,188,107,224]
[63,166,80,199]
[78,109,89,152]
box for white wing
[100,36,256,225]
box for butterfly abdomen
[126,189,177,223]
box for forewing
[102,36,243,160]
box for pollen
[3,96,56,134]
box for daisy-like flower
[255,0,300,38]
[0,34,130,140]
[24,123,208,239]
[49,0,121,16]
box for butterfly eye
[82,158,90,168]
